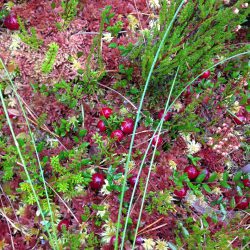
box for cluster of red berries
[97,107,134,142]
[174,164,249,210]
[174,165,209,198]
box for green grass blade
[116,1,186,249]
[131,68,179,249]
[0,59,59,250]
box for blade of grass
[117,1,186,248]
[0,59,59,250]
[131,66,179,249]
[122,50,250,248]
[0,89,57,248]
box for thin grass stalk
[0,59,59,250]
[115,1,186,248]
[0,89,57,248]
[131,67,179,249]
[122,50,250,248]
[117,1,186,248]
[121,67,179,248]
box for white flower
[149,19,160,31]
[9,33,22,51]
[156,239,169,250]
[233,8,239,14]
[149,0,160,9]
[186,140,202,155]
[97,203,109,218]
[230,101,240,114]
[142,238,156,250]
[102,32,113,43]
[101,220,116,243]
[212,187,222,195]
[75,184,84,193]
[169,160,177,170]
[127,14,139,32]
[100,180,111,196]
[173,101,183,112]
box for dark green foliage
[129,0,250,100]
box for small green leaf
[208,172,217,182]
[230,197,236,208]
[233,171,242,182]
[51,2,56,9]
[196,173,206,183]
[79,129,87,137]
[108,42,117,48]
[202,183,212,193]
[223,172,229,182]
[77,69,84,74]
[220,181,231,189]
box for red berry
[100,107,112,119]
[111,130,124,142]
[174,187,188,198]
[234,196,249,210]
[158,110,172,121]
[128,175,137,186]
[4,14,19,30]
[200,70,211,79]
[152,135,163,147]
[121,118,134,134]
[90,173,105,190]
[109,236,121,246]
[57,219,70,232]
[242,178,250,188]
[200,169,210,181]
[184,165,199,180]
[97,120,106,132]
[233,114,246,125]
[135,236,144,245]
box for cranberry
[57,219,70,232]
[152,135,163,147]
[184,165,199,180]
[233,114,246,125]
[200,70,211,79]
[128,175,137,186]
[111,130,124,142]
[97,120,106,132]
[242,178,250,188]
[235,196,249,210]
[174,187,188,198]
[100,107,112,119]
[135,236,144,245]
[90,173,105,190]
[4,14,19,30]
[200,169,210,181]
[121,118,134,134]
[109,236,121,246]
[158,110,172,121]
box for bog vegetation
[0,0,249,249]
